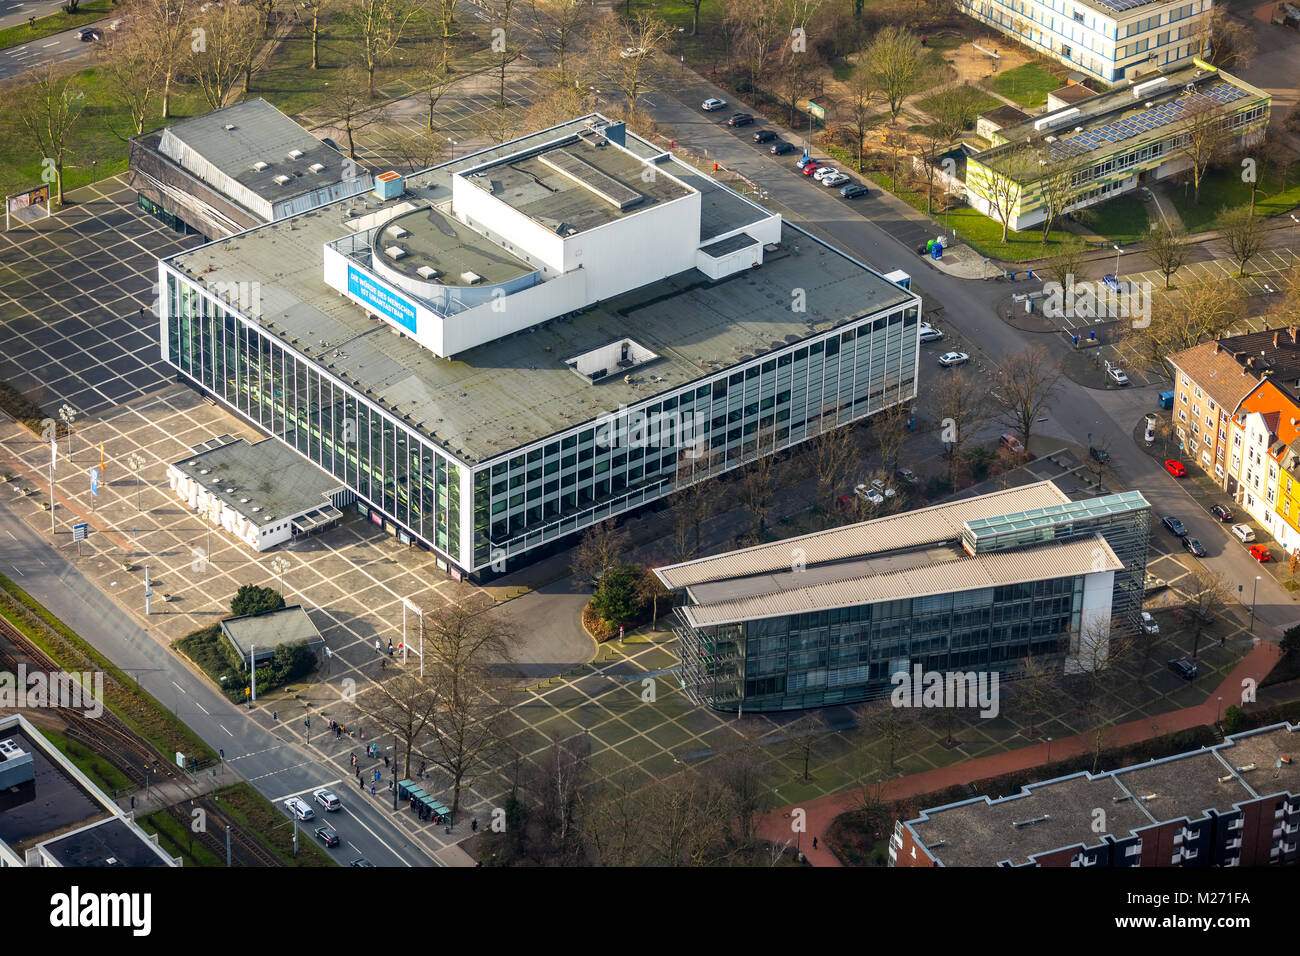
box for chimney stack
[1275,332,1280,349]
[1291,325,1298,344]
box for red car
[801,162,822,177]
[1249,544,1271,562]
[1164,459,1187,478]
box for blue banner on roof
[348,265,417,334]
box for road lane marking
[219,723,233,736]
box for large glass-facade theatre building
[654,482,1151,712]
[159,115,922,578]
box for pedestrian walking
[359,776,364,789]
[384,755,390,768]
[382,658,387,670]
[387,639,394,656]
[371,784,376,796]
[471,818,478,832]
[812,836,818,850]
[375,639,381,654]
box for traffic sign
[72,523,88,541]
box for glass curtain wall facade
[474,305,921,569]
[165,268,918,575]
[675,575,1082,712]
[162,266,463,565]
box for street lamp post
[127,453,144,512]
[271,557,290,601]
[1249,574,1262,634]
[392,734,399,811]
[1216,696,1223,723]
[1112,244,1122,279]
[59,404,76,458]
[1291,214,1299,267]
[1047,736,1053,763]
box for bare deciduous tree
[865,25,925,123]
[534,0,594,86]
[1207,5,1257,72]
[1040,238,1087,291]
[991,346,1062,452]
[1176,97,1234,205]
[571,519,629,585]
[130,0,192,119]
[360,670,439,778]
[934,368,987,489]
[863,695,921,771]
[1221,204,1266,277]
[189,2,263,109]
[298,0,341,69]
[1119,273,1246,376]
[806,422,855,526]
[1145,224,1189,289]
[10,64,85,206]
[347,0,417,97]
[99,25,163,136]
[321,69,382,158]
[590,13,673,118]
[1182,569,1229,661]
[843,59,877,173]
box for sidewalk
[757,638,1283,866]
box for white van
[1231,524,1255,543]
[313,788,341,812]
[284,796,315,821]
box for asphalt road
[0,20,102,80]
[641,80,1296,641]
[0,493,439,866]
[0,0,66,33]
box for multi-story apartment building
[966,63,1269,231]
[159,115,922,579]
[954,0,1212,84]
[893,721,1300,867]
[1169,329,1300,554]
[653,482,1150,713]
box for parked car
[938,351,969,367]
[1161,515,1186,536]
[78,27,102,41]
[1182,536,1207,557]
[812,166,839,181]
[854,484,884,506]
[620,46,648,58]
[999,433,1025,454]
[1140,611,1159,634]
[313,788,341,812]
[1231,523,1255,543]
[1088,445,1110,463]
[727,112,754,127]
[1144,572,1167,593]
[770,141,797,155]
[801,162,823,177]
[1167,658,1198,681]
[1107,367,1130,386]
[701,97,727,111]
[870,478,896,499]
[795,155,818,170]
[895,468,919,486]
[1249,544,1272,562]
[314,825,340,848]
[1102,274,1121,292]
[822,172,851,187]
[918,323,944,343]
[840,182,870,199]
[1164,459,1187,478]
[283,797,314,821]
[1210,504,1234,522]
[753,130,778,143]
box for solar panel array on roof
[1045,83,1250,161]
[1089,0,1163,11]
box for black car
[314,825,340,848]
[841,183,870,199]
[1089,445,1110,463]
[1211,503,1234,522]
[1161,515,1186,536]
[728,112,754,127]
[349,858,375,867]
[753,129,777,143]
[1182,536,1207,557]
[78,27,102,41]
[770,141,797,155]
[1167,658,1198,681]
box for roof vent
[460,271,483,284]
[274,174,290,185]
[253,161,269,171]
[1236,763,1258,773]
[417,266,442,280]
[386,224,408,238]
[1011,815,1050,829]
[309,162,325,173]
[385,246,407,259]
[288,149,304,159]
[224,124,236,131]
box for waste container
[931,242,943,260]
[1158,390,1175,409]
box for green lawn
[0,0,115,51]
[916,89,1003,120]
[983,62,1063,108]
[42,727,134,795]
[1073,194,1151,245]
[1168,160,1300,233]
